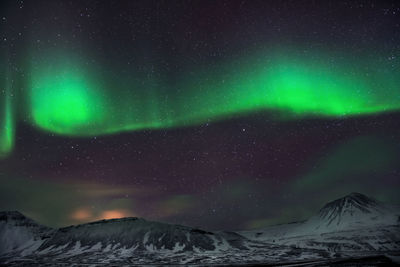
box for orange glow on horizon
[71,208,92,221]
[100,209,132,220]
[70,208,134,223]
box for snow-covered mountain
[0,211,53,256]
[0,213,262,264]
[1,193,399,265]
[308,192,398,232]
[241,193,400,252]
[37,216,248,254]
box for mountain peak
[0,210,27,221]
[348,192,365,198]
[319,192,380,217]
[309,192,395,232]
[346,192,376,202]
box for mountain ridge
[308,192,397,232]
[1,192,399,265]
[240,192,400,253]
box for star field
[0,0,399,230]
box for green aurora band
[0,61,14,158]
[29,55,107,135]
[0,88,14,158]
[0,47,399,156]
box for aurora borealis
[29,53,107,135]
[0,81,14,158]
[3,45,400,141]
[0,0,399,230]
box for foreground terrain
[1,193,399,266]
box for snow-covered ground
[240,192,400,253]
[0,211,53,256]
[1,193,399,265]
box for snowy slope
[1,192,399,265]
[240,193,400,252]
[304,192,399,233]
[36,217,248,255]
[0,211,53,256]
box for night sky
[1,0,400,230]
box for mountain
[1,213,260,265]
[38,216,248,254]
[310,192,398,232]
[240,193,400,252]
[1,193,399,265]
[0,211,53,256]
